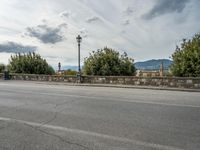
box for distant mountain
[56,59,173,71]
[134,59,173,70]
[54,65,83,71]
[62,66,78,71]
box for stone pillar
[58,62,61,72]
[160,62,164,77]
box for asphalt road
[0,81,200,150]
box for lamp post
[4,65,9,80]
[76,35,82,83]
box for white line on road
[0,116,183,150]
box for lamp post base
[76,73,82,83]
[4,71,10,80]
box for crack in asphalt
[36,99,75,129]
[0,116,90,150]
[0,121,12,131]
[23,123,91,150]
[0,93,87,149]
[0,126,6,130]
[0,102,29,116]
[25,100,91,150]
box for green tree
[170,34,200,77]
[0,64,5,73]
[83,47,136,76]
[63,69,77,76]
[8,52,55,75]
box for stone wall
[82,76,200,89]
[0,73,200,89]
[0,73,3,79]
[9,74,77,83]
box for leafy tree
[0,64,5,73]
[8,52,55,75]
[83,47,136,76]
[170,34,200,77]
[63,69,77,76]
[46,65,56,75]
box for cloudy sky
[0,0,199,68]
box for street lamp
[76,35,82,83]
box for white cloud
[25,24,67,44]
[86,16,101,23]
[59,10,72,18]
[122,19,130,26]
[0,0,199,67]
[123,7,134,16]
[0,41,36,53]
[143,0,189,20]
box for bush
[170,34,200,77]
[83,47,136,76]
[63,69,77,76]
[0,64,5,73]
[8,52,55,75]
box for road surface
[0,81,200,150]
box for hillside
[58,59,173,71]
[62,66,78,71]
[135,59,173,70]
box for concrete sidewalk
[1,80,200,92]
[32,81,200,92]
[76,83,200,92]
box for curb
[34,81,200,92]
[74,84,200,92]
[1,80,200,92]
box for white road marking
[0,116,183,150]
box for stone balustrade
[0,73,200,89]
